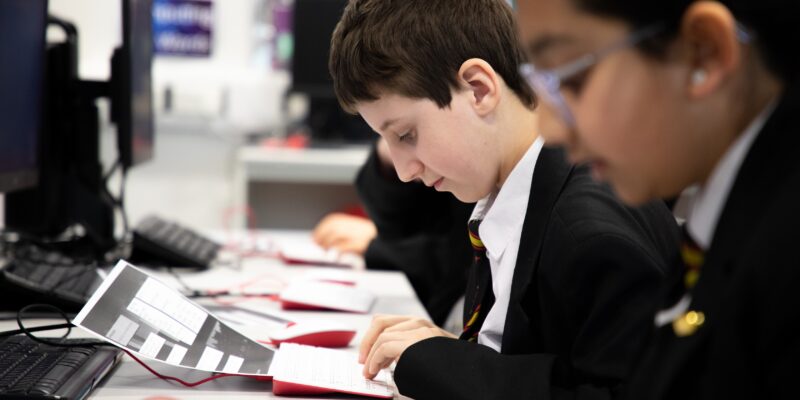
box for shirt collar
[686,100,778,250]
[470,136,545,257]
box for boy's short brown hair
[329,0,536,113]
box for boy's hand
[312,213,377,255]
[359,315,455,379]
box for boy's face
[357,91,501,203]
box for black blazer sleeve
[355,144,473,324]
[395,233,666,400]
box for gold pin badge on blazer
[673,310,705,337]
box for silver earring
[691,69,707,85]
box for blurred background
[1,0,372,232]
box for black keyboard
[131,215,221,269]
[0,248,102,313]
[0,335,121,399]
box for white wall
[48,0,290,128]
[49,0,121,79]
[45,0,291,231]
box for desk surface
[1,231,424,399]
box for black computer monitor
[5,0,151,252]
[113,0,154,168]
[291,0,373,143]
[291,0,347,98]
[0,0,48,193]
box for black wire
[118,167,130,237]
[167,267,194,293]
[103,159,121,183]
[1,304,113,349]
[100,157,130,235]
[98,157,132,263]
[0,323,73,337]
[0,304,240,387]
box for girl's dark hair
[572,0,799,83]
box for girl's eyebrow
[526,33,576,61]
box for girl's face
[516,0,742,205]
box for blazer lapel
[501,147,574,353]
[645,81,800,396]
[701,83,800,282]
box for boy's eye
[398,131,414,143]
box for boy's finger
[359,317,410,363]
[364,340,405,379]
[385,318,433,333]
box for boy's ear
[457,58,501,116]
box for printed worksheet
[73,260,275,375]
[73,260,394,398]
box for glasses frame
[520,24,665,127]
[520,23,752,128]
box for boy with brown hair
[330,0,679,398]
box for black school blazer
[394,147,680,399]
[626,83,800,399]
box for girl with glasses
[516,0,798,398]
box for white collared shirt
[654,100,777,328]
[685,100,777,249]
[470,136,545,352]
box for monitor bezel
[0,0,48,193]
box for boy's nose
[395,159,424,183]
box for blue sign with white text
[152,0,213,57]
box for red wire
[121,348,256,387]
[212,293,280,306]
[205,272,285,306]
[221,205,264,257]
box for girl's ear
[679,1,741,99]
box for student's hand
[312,213,377,255]
[359,315,456,379]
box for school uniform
[356,143,474,325]
[393,139,680,399]
[626,83,800,399]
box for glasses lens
[520,64,575,126]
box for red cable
[221,205,264,257]
[121,348,254,387]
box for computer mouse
[267,323,357,348]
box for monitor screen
[0,0,47,192]
[291,0,347,98]
[119,0,154,168]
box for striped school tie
[459,219,494,342]
[671,226,707,337]
[680,226,704,290]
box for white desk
[2,231,425,399]
[233,146,371,230]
